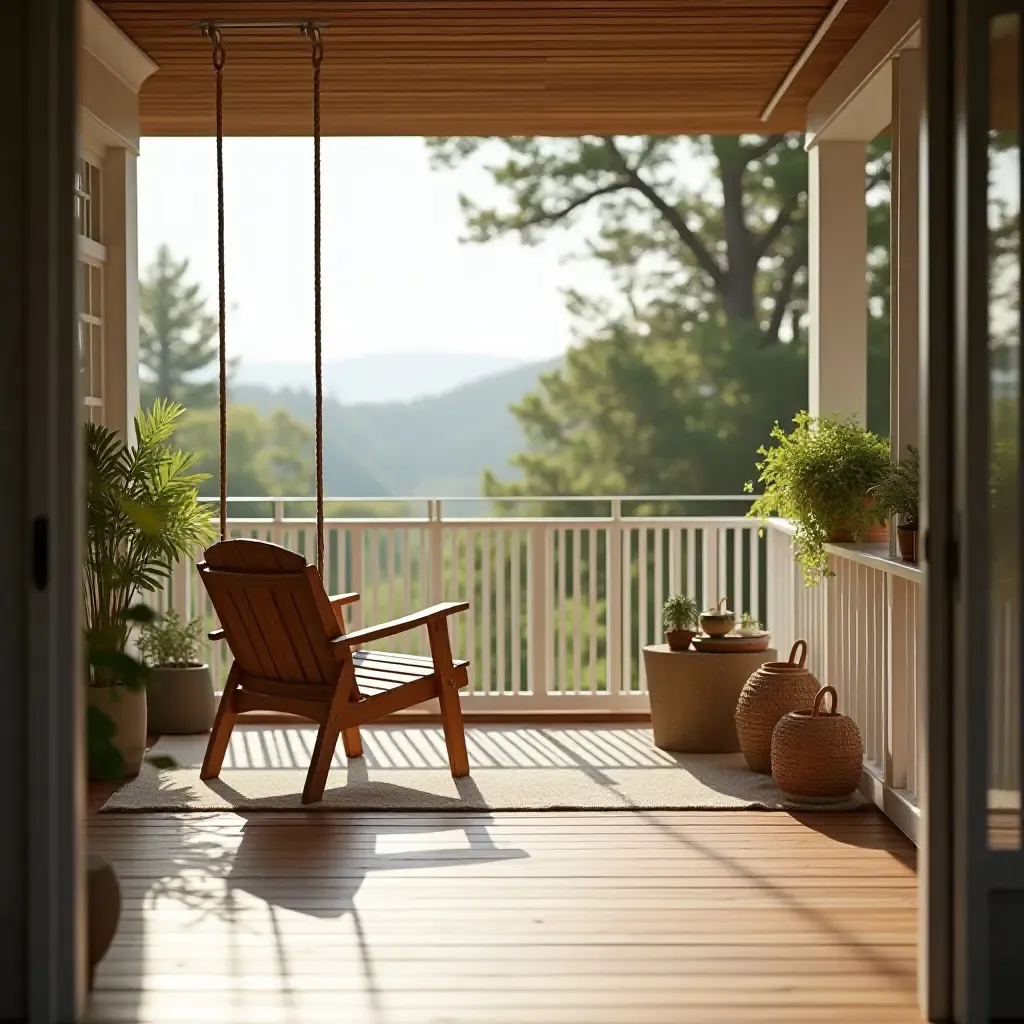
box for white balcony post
[100,147,140,442]
[808,140,869,423]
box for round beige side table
[642,644,778,753]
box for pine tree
[139,245,221,409]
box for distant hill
[230,356,563,497]
[232,352,530,406]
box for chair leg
[342,726,363,759]
[437,681,470,778]
[303,717,342,804]
[200,666,240,781]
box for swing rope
[207,27,228,541]
[205,23,327,576]
[304,23,326,577]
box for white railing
[160,496,766,713]
[766,520,925,840]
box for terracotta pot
[146,664,216,734]
[87,853,121,989]
[735,639,821,774]
[896,524,918,563]
[770,685,864,801]
[665,629,697,652]
[87,685,146,778]
[828,498,889,543]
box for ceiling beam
[805,0,921,146]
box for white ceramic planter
[87,685,147,777]
[146,664,216,735]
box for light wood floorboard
[86,808,921,1023]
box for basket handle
[812,685,838,716]
[788,639,808,668]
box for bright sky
[137,136,613,364]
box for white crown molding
[80,0,158,94]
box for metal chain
[305,24,326,577]
[208,27,228,541]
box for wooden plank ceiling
[95,0,892,137]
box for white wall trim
[805,0,922,147]
[79,0,157,94]
[78,105,135,155]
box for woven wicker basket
[770,685,864,800]
[734,639,820,773]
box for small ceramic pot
[665,628,697,652]
[146,664,216,734]
[896,524,917,563]
[699,598,735,638]
[734,623,763,638]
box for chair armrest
[329,592,360,610]
[332,601,469,648]
[209,628,225,642]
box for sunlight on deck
[88,802,921,1023]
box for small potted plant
[870,445,919,562]
[699,597,735,637]
[735,612,763,637]
[662,594,699,651]
[137,609,216,734]
[746,412,891,585]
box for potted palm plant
[746,412,891,585]
[870,445,919,562]
[85,400,213,777]
[662,594,699,651]
[138,610,216,734]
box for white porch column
[808,141,868,422]
[102,147,140,442]
[890,49,922,458]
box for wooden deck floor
[87,808,921,1024]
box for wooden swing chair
[196,22,471,804]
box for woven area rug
[100,724,867,813]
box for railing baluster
[638,527,649,689]
[572,527,582,695]
[653,525,664,649]
[685,527,696,606]
[621,523,632,694]
[495,528,506,694]
[751,527,762,626]
[608,502,623,696]
[588,526,598,694]
[481,528,492,695]
[529,524,549,698]
[510,530,521,694]
[557,529,567,695]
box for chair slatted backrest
[200,539,343,686]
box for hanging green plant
[745,412,890,585]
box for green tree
[174,405,315,500]
[139,245,224,409]
[428,135,892,503]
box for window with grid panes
[76,156,105,422]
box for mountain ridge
[229,355,562,497]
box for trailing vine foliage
[746,413,890,585]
